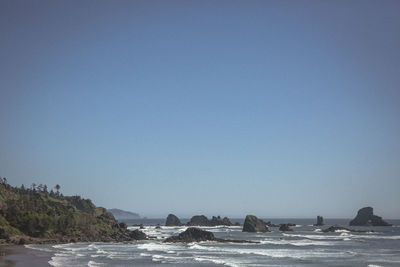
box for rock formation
[187,215,233,226]
[349,207,391,226]
[187,215,210,226]
[314,216,324,226]
[164,227,257,243]
[242,215,269,232]
[165,214,183,226]
[279,224,293,231]
[265,221,280,227]
[210,216,232,226]
[165,227,215,242]
[129,229,147,240]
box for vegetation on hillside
[0,177,143,244]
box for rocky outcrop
[349,207,391,226]
[187,215,210,226]
[279,224,293,232]
[210,216,232,226]
[314,216,324,226]
[187,215,233,226]
[164,227,258,243]
[322,226,369,233]
[165,227,215,242]
[265,221,280,227]
[165,214,182,226]
[242,215,269,232]
[0,182,147,245]
[129,229,147,240]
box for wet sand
[0,245,51,267]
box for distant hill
[0,180,143,244]
[108,208,140,220]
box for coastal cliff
[0,181,145,244]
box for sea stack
[242,215,269,232]
[314,216,324,226]
[349,207,391,226]
[187,215,233,226]
[187,215,210,226]
[165,214,183,226]
[210,216,233,226]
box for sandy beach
[0,245,51,267]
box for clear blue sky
[1,0,399,218]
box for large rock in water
[314,216,324,226]
[242,215,269,232]
[210,216,232,226]
[349,207,391,226]
[129,229,147,240]
[164,227,259,243]
[165,214,182,226]
[164,227,215,242]
[187,215,233,226]
[187,215,210,226]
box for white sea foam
[194,256,240,267]
[282,233,349,240]
[88,260,105,267]
[189,243,351,259]
[150,254,192,264]
[137,242,182,252]
[260,238,334,246]
[140,253,151,257]
[48,254,74,267]
[335,229,350,233]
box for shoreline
[0,245,52,267]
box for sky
[1,0,399,219]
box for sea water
[26,219,400,266]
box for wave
[194,256,240,267]
[260,238,335,246]
[88,261,105,267]
[189,243,352,259]
[137,242,183,252]
[335,229,350,233]
[282,233,350,240]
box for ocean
[25,218,400,266]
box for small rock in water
[279,224,293,232]
[314,216,324,226]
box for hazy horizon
[1,0,399,219]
